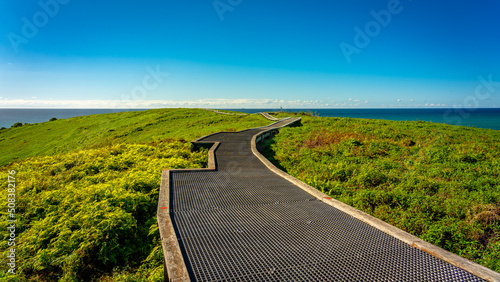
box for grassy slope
[0,108,271,281]
[264,113,500,271]
[0,108,265,166]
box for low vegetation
[264,113,500,271]
[0,108,268,167]
[0,108,270,281]
[2,108,498,280]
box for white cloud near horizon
[0,99,465,109]
[0,98,334,109]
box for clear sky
[1,0,499,108]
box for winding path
[158,115,499,281]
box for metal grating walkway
[167,119,485,281]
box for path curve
[158,116,499,281]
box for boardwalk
[158,117,495,281]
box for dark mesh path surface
[170,119,483,281]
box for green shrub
[0,141,207,281]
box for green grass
[210,109,248,114]
[262,112,500,272]
[0,108,269,166]
[0,108,271,281]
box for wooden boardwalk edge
[157,113,292,281]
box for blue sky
[0,0,499,108]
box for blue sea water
[232,108,500,130]
[0,109,148,129]
[0,108,499,130]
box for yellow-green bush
[0,140,207,281]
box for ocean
[233,108,500,130]
[0,108,499,130]
[0,109,148,129]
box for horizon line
[1,107,499,110]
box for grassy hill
[264,112,500,272]
[0,108,271,281]
[0,108,269,167]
